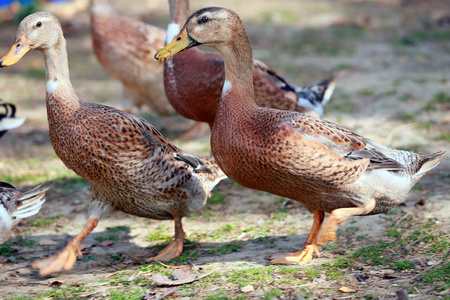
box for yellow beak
[155,28,199,61]
[0,35,31,68]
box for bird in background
[0,182,48,244]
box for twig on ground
[404,225,450,250]
[393,212,412,226]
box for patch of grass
[108,226,129,232]
[421,262,450,291]
[352,241,392,265]
[22,68,46,79]
[434,133,450,141]
[359,88,375,96]
[96,233,119,242]
[425,92,450,110]
[109,287,143,300]
[331,257,352,268]
[346,226,359,232]
[263,288,283,300]
[273,213,287,221]
[147,231,170,242]
[39,284,88,299]
[400,113,415,122]
[209,192,227,204]
[214,243,243,256]
[227,267,275,287]
[329,99,355,113]
[394,260,415,271]
[0,244,13,255]
[29,215,61,227]
[410,29,450,42]
[173,250,197,263]
[306,267,320,277]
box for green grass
[394,260,415,271]
[421,262,450,291]
[425,92,450,110]
[214,243,243,256]
[146,231,171,242]
[96,233,119,242]
[22,68,46,79]
[29,215,61,227]
[109,287,143,300]
[209,192,227,204]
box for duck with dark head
[156,7,445,265]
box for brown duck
[91,0,175,115]
[162,0,337,129]
[156,7,445,265]
[0,11,226,276]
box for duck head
[155,7,244,60]
[0,12,63,67]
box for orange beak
[0,35,31,68]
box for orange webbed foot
[32,241,82,276]
[266,244,319,265]
[146,238,184,263]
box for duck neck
[91,0,115,15]
[216,36,256,110]
[167,0,189,44]
[41,36,78,104]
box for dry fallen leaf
[48,280,64,288]
[241,285,254,293]
[98,240,114,247]
[339,286,356,293]
[80,244,92,251]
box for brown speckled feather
[91,0,175,115]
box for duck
[155,7,445,265]
[162,0,337,128]
[0,182,48,244]
[90,0,175,115]
[0,11,226,276]
[0,101,26,138]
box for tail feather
[414,151,446,179]
[320,75,338,106]
[294,74,338,117]
[12,184,49,220]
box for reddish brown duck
[156,7,445,265]
[0,11,226,276]
[91,0,175,115]
[162,0,336,128]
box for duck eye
[199,16,209,24]
[36,22,42,27]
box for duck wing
[120,112,212,174]
[273,113,370,187]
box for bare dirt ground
[0,0,449,299]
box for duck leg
[316,198,376,246]
[267,210,324,265]
[32,217,99,276]
[146,212,185,262]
